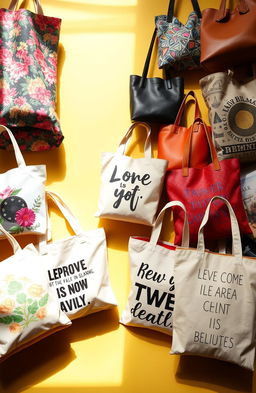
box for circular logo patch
[0,196,27,222]
[228,102,256,137]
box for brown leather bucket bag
[200,0,256,73]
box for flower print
[14,97,26,107]
[8,61,29,83]
[31,140,50,151]
[28,284,44,298]
[0,187,14,199]
[35,307,47,320]
[29,29,39,46]
[34,15,47,31]
[9,25,21,38]
[9,106,20,119]
[0,48,13,67]
[15,208,36,227]
[0,11,15,29]
[9,322,22,334]
[43,66,56,85]
[0,299,15,314]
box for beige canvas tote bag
[171,196,256,370]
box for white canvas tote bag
[95,122,168,225]
[171,196,256,370]
[0,223,70,362]
[0,125,47,236]
[120,201,189,335]
[39,191,117,320]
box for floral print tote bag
[0,223,71,362]
[0,125,47,236]
[0,0,63,151]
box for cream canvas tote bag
[171,196,256,370]
[95,122,168,225]
[39,191,117,320]
[120,201,189,334]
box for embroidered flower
[9,322,22,333]
[15,208,36,227]
[31,140,50,151]
[0,187,14,199]
[35,307,47,319]
[28,284,44,297]
[0,299,15,314]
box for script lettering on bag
[193,268,244,349]
[130,262,175,329]
[109,165,151,211]
[48,259,94,313]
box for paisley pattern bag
[0,0,63,151]
[155,0,201,71]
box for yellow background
[0,0,255,392]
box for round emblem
[228,102,256,137]
[0,196,27,222]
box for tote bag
[95,122,168,225]
[0,223,70,362]
[0,0,63,151]
[0,125,47,236]
[171,196,256,370]
[158,91,211,171]
[120,201,189,335]
[200,69,256,163]
[39,191,117,320]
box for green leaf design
[8,281,23,294]
[32,195,42,213]
[27,298,33,304]
[0,217,4,225]
[28,301,38,315]
[10,189,21,196]
[0,316,13,324]
[9,226,24,234]
[12,315,23,323]
[13,308,23,315]
[16,293,26,304]
[39,294,48,307]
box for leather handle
[8,0,44,14]
[182,118,220,177]
[216,0,249,21]
[174,90,201,126]
[167,0,201,22]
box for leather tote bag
[155,0,201,71]
[95,122,168,226]
[0,126,47,236]
[120,201,189,335]
[158,91,211,171]
[39,191,117,320]
[165,120,251,245]
[0,223,70,362]
[171,196,256,370]
[0,0,63,151]
[200,70,256,163]
[130,28,184,124]
[200,0,256,73]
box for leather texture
[200,0,256,73]
[158,91,211,171]
[130,29,184,124]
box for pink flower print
[15,208,36,227]
[34,15,47,31]
[0,48,13,67]
[0,12,14,29]
[14,97,26,107]
[0,187,14,199]
[29,29,39,46]
[44,66,56,85]
[8,61,29,83]
[31,87,51,105]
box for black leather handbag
[130,28,184,124]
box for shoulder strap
[0,126,26,169]
[8,0,44,14]
[174,91,201,126]
[116,122,152,158]
[216,0,249,21]
[167,0,201,22]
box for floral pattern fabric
[0,8,63,151]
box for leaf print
[8,281,23,294]
[32,195,41,213]
[0,316,13,324]
[39,294,48,307]
[12,315,23,323]
[13,307,23,315]
[16,292,26,304]
[9,225,24,234]
[27,301,38,314]
[27,298,33,304]
[10,189,21,196]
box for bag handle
[182,117,220,176]
[116,122,152,159]
[8,0,44,14]
[0,223,21,254]
[197,196,242,258]
[167,0,202,22]
[149,201,189,248]
[174,91,201,126]
[216,0,249,21]
[0,126,26,169]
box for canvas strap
[8,0,44,14]
[0,126,26,169]
[116,122,152,158]
[167,0,201,22]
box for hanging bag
[165,119,251,245]
[120,201,189,335]
[158,91,211,171]
[200,0,256,73]
[0,0,63,151]
[0,125,47,236]
[0,223,70,362]
[155,0,202,71]
[95,122,168,226]
[130,28,184,124]
[39,191,117,320]
[171,196,256,370]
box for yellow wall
[0,0,255,392]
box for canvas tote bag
[171,196,256,370]
[200,69,256,163]
[39,191,117,320]
[0,222,70,362]
[120,201,189,335]
[95,122,168,225]
[0,125,47,236]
